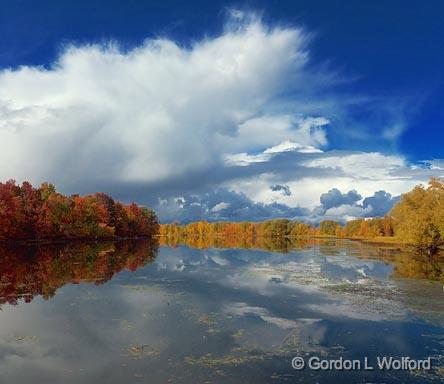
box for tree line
[0,180,159,242]
[2,178,442,255]
[160,178,444,256]
[159,217,394,243]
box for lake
[0,239,443,383]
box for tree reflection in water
[160,236,444,282]
[0,239,158,306]
[1,236,442,309]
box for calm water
[0,239,443,383]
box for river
[0,239,442,383]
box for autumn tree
[390,178,444,255]
[0,181,158,242]
[319,220,339,236]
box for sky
[0,0,443,223]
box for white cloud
[0,14,315,188]
[304,152,406,180]
[325,204,373,221]
[263,140,323,154]
[0,10,442,222]
[223,140,322,167]
[219,115,327,154]
[223,150,442,214]
[223,116,327,166]
[211,201,230,212]
[426,160,444,171]
[223,152,270,167]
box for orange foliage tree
[0,180,159,242]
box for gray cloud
[155,188,310,223]
[270,184,292,196]
[155,186,401,224]
[320,188,362,210]
[362,191,400,217]
[318,190,400,223]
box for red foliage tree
[0,181,159,242]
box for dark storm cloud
[362,191,400,217]
[270,184,292,196]
[155,188,310,223]
[320,188,362,210]
[153,184,401,224]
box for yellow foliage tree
[390,178,444,255]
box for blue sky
[0,1,443,222]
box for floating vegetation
[117,284,162,293]
[232,329,245,339]
[205,328,221,335]
[395,280,444,327]
[182,309,219,326]
[277,327,327,356]
[248,263,330,288]
[13,335,38,343]
[127,344,160,359]
[198,314,217,326]
[327,281,399,299]
[324,279,407,318]
[117,283,186,302]
[185,347,265,368]
[120,319,134,331]
[270,372,296,381]
[249,263,409,321]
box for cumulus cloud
[0,12,325,190]
[324,204,373,221]
[320,188,362,210]
[303,152,406,180]
[211,201,231,212]
[223,117,327,166]
[155,188,310,223]
[362,191,400,217]
[223,146,444,215]
[316,189,400,222]
[0,10,442,223]
[154,185,401,224]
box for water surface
[0,239,443,383]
